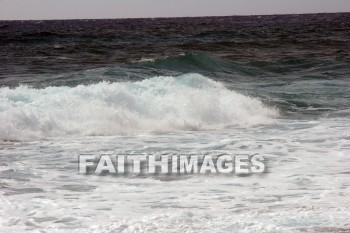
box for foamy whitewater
[0,74,278,141]
[1,14,350,233]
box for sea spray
[0,73,278,141]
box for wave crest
[0,74,278,141]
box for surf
[0,73,279,141]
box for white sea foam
[0,73,278,141]
[0,117,349,232]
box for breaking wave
[0,73,278,141]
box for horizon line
[1,11,349,22]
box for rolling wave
[131,53,256,76]
[0,74,278,141]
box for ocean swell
[0,73,278,141]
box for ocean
[0,13,349,232]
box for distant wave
[124,52,277,85]
[0,74,278,141]
[131,53,250,75]
[129,52,348,78]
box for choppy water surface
[0,13,350,232]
